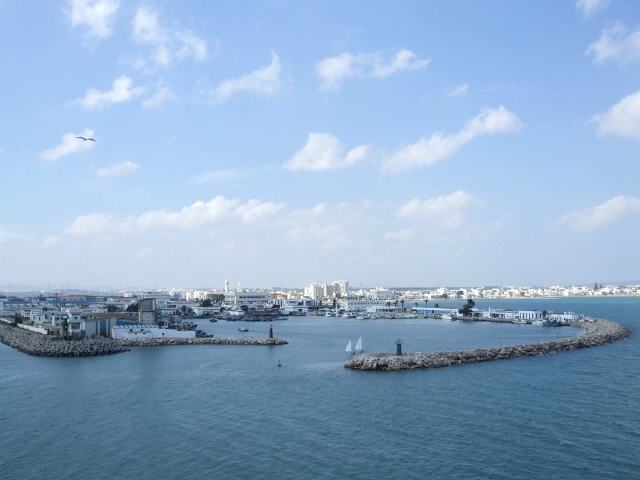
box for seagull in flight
[75,136,95,142]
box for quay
[0,321,129,357]
[0,321,287,357]
[120,336,288,347]
[344,319,631,371]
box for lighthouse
[396,338,403,356]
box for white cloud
[316,48,430,90]
[41,236,63,248]
[397,191,478,228]
[67,0,119,40]
[446,83,469,97]
[142,84,176,108]
[284,133,369,171]
[95,161,140,178]
[132,6,207,68]
[560,195,640,231]
[209,52,281,103]
[576,0,610,17]
[72,76,144,110]
[587,24,640,64]
[593,90,640,139]
[381,106,521,173]
[40,128,96,161]
[64,196,284,237]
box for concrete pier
[0,322,129,357]
[0,322,287,357]
[120,336,288,347]
[344,319,630,371]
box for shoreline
[120,336,288,347]
[0,322,287,357]
[344,319,631,371]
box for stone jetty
[345,319,630,371]
[120,336,288,347]
[0,323,129,357]
[0,322,287,357]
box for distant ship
[238,327,249,332]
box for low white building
[225,291,272,308]
[192,305,221,316]
[548,312,583,323]
[338,298,389,312]
[277,298,317,316]
[517,310,544,321]
[413,307,460,317]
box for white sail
[354,336,363,353]
[345,340,353,353]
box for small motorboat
[238,327,249,332]
[209,318,218,323]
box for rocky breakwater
[121,336,288,347]
[345,319,630,371]
[0,323,129,357]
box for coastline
[0,322,130,357]
[120,336,288,347]
[0,322,287,357]
[344,319,631,371]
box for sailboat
[354,336,363,354]
[345,339,354,354]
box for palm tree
[400,299,405,312]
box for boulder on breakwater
[120,336,288,347]
[0,323,129,357]
[344,319,630,371]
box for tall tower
[224,279,229,294]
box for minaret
[224,279,229,294]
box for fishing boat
[354,336,363,354]
[238,327,249,332]
[345,339,354,354]
[277,359,282,367]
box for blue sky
[1,0,639,289]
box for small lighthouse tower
[396,338,403,356]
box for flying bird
[75,136,95,142]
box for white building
[334,280,349,297]
[225,291,272,308]
[192,305,222,316]
[304,283,323,300]
[338,298,388,312]
[548,312,583,323]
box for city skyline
[1,0,640,287]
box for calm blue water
[0,297,638,479]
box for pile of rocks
[345,319,630,371]
[0,323,129,357]
[121,336,288,347]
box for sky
[0,0,639,290]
